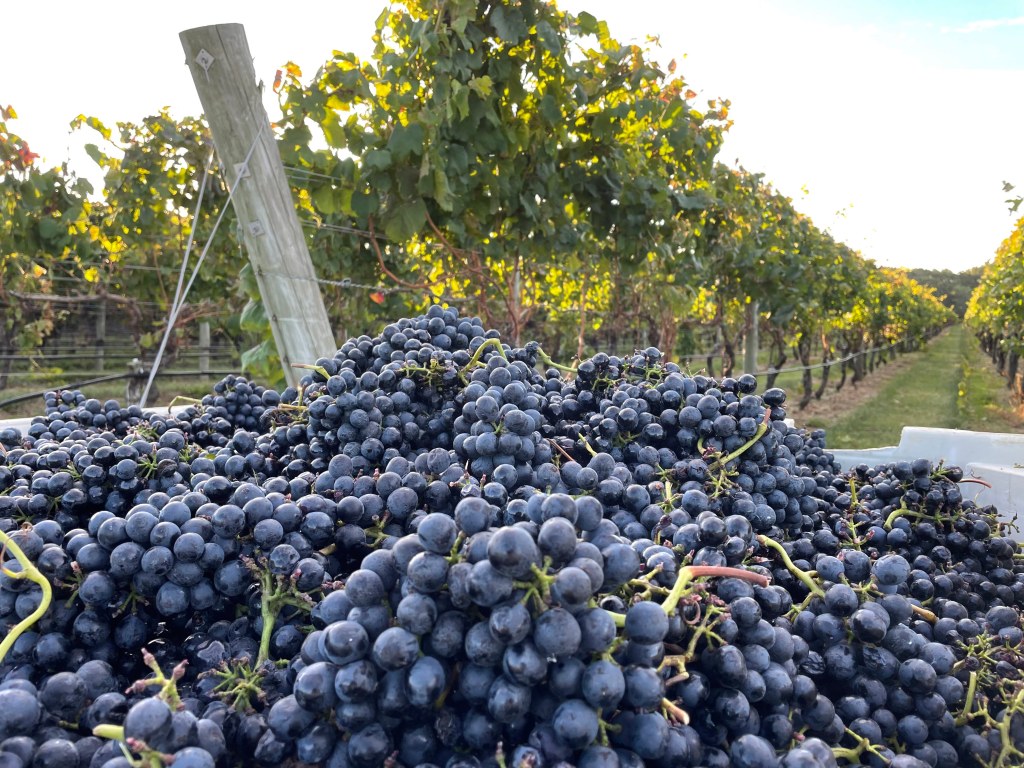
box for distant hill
[906,267,982,318]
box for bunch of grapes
[0,305,1021,768]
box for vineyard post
[179,23,336,387]
[95,299,106,372]
[199,321,211,374]
[744,299,759,375]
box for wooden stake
[179,23,336,387]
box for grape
[123,697,173,744]
[0,688,42,736]
[624,600,669,643]
[293,661,338,712]
[552,698,600,750]
[0,306,1020,768]
[581,659,625,710]
[370,626,420,671]
[486,525,541,578]
[533,607,582,659]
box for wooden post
[744,300,759,375]
[199,321,211,374]
[95,300,106,372]
[179,24,336,387]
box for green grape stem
[535,345,577,373]
[0,529,54,663]
[92,724,126,741]
[956,670,980,726]
[757,535,825,599]
[883,501,931,530]
[991,687,1024,767]
[661,565,770,617]
[127,649,186,710]
[467,337,509,368]
[708,418,770,471]
[292,362,330,381]
[596,717,621,746]
[256,567,313,666]
[832,728,889,762]
[209,660,267,712]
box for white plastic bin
[829,427,1024,542]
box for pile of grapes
[0,305,1022,768]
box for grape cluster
[0,305,1021,768]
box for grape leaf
[384,199,427,242]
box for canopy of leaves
[0,2,954,396]
[966,216,1024,356]
[276,0,728,344]
[1,106,94,368]
[74,111,244,349]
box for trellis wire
[139,137,253,408]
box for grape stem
[909,603,937,623]
[527,562,555,603]
[596,717,621,746]
[535,346,577,374]
[883,501,931,531]
[991,686,1024,767]
[547,438,576,464]
[707,409,771,470]
[92,724,126,741]
[661,697,690,725]
[0,528,54,664]
[250,563,314,667]
[433,664,459,711]
[832,728,888,762]
[660,480,678,512]
[209,660,266,712]
[165,395,204,411]
[756,535,825,599]
[956,671,980,726]
[127,649,186,710]
[292,362,331,381]
[661,565,769,617]
[446,532,466,565]
[466,338,509,368]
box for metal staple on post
[194,49,215,81]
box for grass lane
[814,325,1024,449]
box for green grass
[957,331,1024,433]
[0,377,228,420]
[815,325,1023,448]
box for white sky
[4,0,1023,272]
